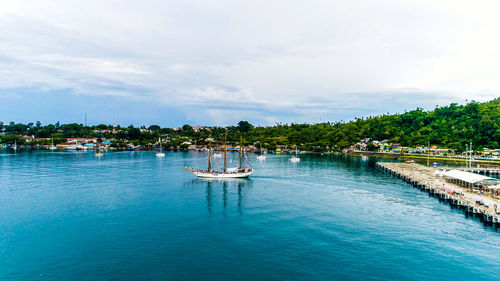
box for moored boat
[256,155,267,160]
[183,131,253,178]
[156,137,165,157]
[256,142,267,160]
[290,145,300,162]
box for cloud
[0,0,499,125]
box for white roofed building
[440,170,499,190]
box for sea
[1,150,499,280]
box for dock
[377,162,500,225]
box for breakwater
[377,162,500,225]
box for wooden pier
[377,162,500,225]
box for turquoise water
[1,151,499,280]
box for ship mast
[223,129,228,172]
[238,135,242,170]
[207,133,212,172]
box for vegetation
[1,98,499,152]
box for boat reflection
[186,178,252,214]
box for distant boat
[213,153,222,158]
[94,144,104,157]
[290,146,300,163]
[67,140,85,150]
[256,142,267,160]
[76,144,86,151]
[49,138,57,150]
[156,137,165,157]
[128,145,141,151]
[13,140,17,151]
[361,156,368,161]
[183,131,253,178]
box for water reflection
[237,181,243,214]
[187,178,252,214]
[206,181,213,213]
[222,181,227,210]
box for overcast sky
[0,0,499,126]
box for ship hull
[183,166,253,178]
[194,170,253,178]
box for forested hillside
[1,98,499,151]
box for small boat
[256,142,267,160]
[49,138,57,150]
[361,156,368,161]
[128,145,141,151]
[94,144,104,157]
[70,140,85,151]
[290,146,300,163]
[183,131,253,178]
[76,145,86,151]
[256,155,267,160]
[156,137,165,157]
[12,140,18,152]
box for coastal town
[1,131,499,157]
[1,128,499,163]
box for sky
[0,0,499,127]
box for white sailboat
[183,131,253,178]
[94,144,104,157]
[13,140,17,151]
[49,138,57,150]
[290,145,300,162]
[156,137,165,157]
[256,142,267,160]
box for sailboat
[13,140,18,152]
[49,138,57,150]
[94,143,104,157]
[290,145,300,162]
[256,142,267,160]
[183,131,253,178]
[156,137,165,157]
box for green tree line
[1,98,499,151]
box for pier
[377,162,500,225]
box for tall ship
[183,131,253,178]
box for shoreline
[345,150,500,166]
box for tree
[149,125,161,131]
[181,124,194,136]
[1,134,25,144]
[237,121,253,133]
[367,143,378,151]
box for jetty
[377,162,500,225]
